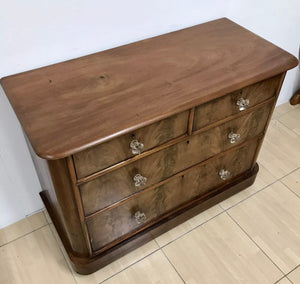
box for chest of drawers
[1,18,298,274]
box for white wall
[227,0,300,105]
[0,0,299,228]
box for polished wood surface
[80,103,272,215]
[73,111,189,178]
[193,74,281,131]
[1,18,297,159]
[87,141,257,251]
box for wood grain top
[1,18,298,160]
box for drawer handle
[130,140,144,155]
[133,174,147,187]
[236,98,250,111]
[134,211,147,224]
[219,169,231,180]
[228,132,241,144]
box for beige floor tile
[278,108,300,136]
[288,266,300,283]
[48,222,160,284]
[103,250,183,284]
[0,226,75,284]
[43,209,53,224]
[0,211,47,246]
[228,181,300,273]
[74,242,159,284]
[272,103,299,119]
[220,164,277,210]
[155,205,223,247]
[281,168,300,197]
[163,213,282,283]
[277,277,292,284]
[258,120,300,179]
[49,224,75,273]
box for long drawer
[73,110,189,178]
[193,75,281,131]
[80,103,272,215]
[87,140,258,251]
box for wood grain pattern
[87,141,258,251]
[41,163,259,274]
[73,111,189,178]
[80,103,272,215]
[1,18,297,159]
[76,96,274,185]
[193,74,281,131]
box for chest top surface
[1,18,297,160]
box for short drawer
[193,74,281,131]
[87,141,258,251]
[80,103,272,215]
[73,111,189,178]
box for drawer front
[193,75,281,131]
[80,103,272,215]
[73,110,189,178]
[87,141,258,251]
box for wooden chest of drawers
[1,18,297,274]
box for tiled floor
[0,103,299,284]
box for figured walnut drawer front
[87,141,258,251]
[193,74,281,131]
[80,103,272,216]
[73,110,189,178]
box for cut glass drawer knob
[228,132,241,144]
[130,140,144,155]
[133,174,147,187]
[219,169,231,180]
[134,211,147,224]
[236,98,250,111]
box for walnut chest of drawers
[1,18,298,274]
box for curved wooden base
[40,163,259,275]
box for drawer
[87,141,258,251]
[80,103,272,215]
[193,75,281,131]
[73,111,189,178]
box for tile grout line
[0,223,49,248]
[275,114,300,137]
[285,264,300,283]
[225,211,286,278]
[159,210,226,249]
[274,276,293,284]
[99,248,161,284]
[271,103,299,121]
[220,166,300,211]
[279,180,300,199]
[270,264,300,283]
[160,246,186,284]
[43,210,52,225]
[48,224,79,284]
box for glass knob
[133,174,147,187]
[219,169,231,180]
[134,211,147,224]
[130,140,144,155]
[228,132,241,144]
[236,98,250,111]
